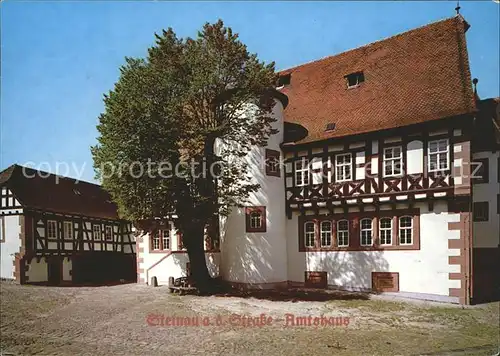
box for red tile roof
[279,16,476,144]
[0,164,119,220]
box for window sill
[170,249,220,254]
[150,249,171,254]
[334,179,353,184]
[428,169,450,174]
[346,84,363,90]
[246,228,267,233]
[148,249,220,254]
[382,174,404,179]
[299,244,420,252]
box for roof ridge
[0,163,101,187]
[480,96,500,102]
[1,164,119,219]
[278,15,460,74]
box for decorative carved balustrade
[286,172,453,208]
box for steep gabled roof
[280,16,476,144]
[0,164,119,220]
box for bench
[168,276,197,295]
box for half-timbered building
[0,164,136,285]
[137,15,499,304]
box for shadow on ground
[212,288,370,302]
[169,277,372,301]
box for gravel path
[1,282,498,356]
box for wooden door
[48,258,62,285]
[372,272,399,292]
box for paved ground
[0,282,499,355]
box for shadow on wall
[220,149,391,291]
[220,207,280,284]
[169,253,219,277]
[233,235,274,283]
[220,174,278,283]
[219,147,279,284]
[173,256,187,276]
[283,233,391,292]
[148,251,219,285]
[320,250,390,291]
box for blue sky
[1,1,499,183]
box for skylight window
[325,123,336,132]
[277,73,291,88]
[345,71,365,88]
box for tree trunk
[175,134,220,295]
[183,222,212,294]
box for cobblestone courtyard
[0,282,498,355]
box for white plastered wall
[138,231,220,285]
[62,258,72,281]
[26,258,48,283]
[219,98,288,284]
[286,201,461,297]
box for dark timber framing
[31,210,134,257]
[283,115,474,217]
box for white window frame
[383,146,403,177]
[92,225,102,241]
[152,231,160,250]
[250,211,263,229]
[335,153,352,182]
[360,218,373,246]
[63,221,73,240]
[337,220,349,247]
[295,158,309,187]
[162,229,170,250]
[105,226,113,241]
[428,139,449,172]
[47,220,57,239]
[379,218,392,245]
[0,217,4,242]
[269,160,279,174]
[320,221,332,247]
[304,221,315,248]
[399,216,413,245]
[268,153,280,174]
